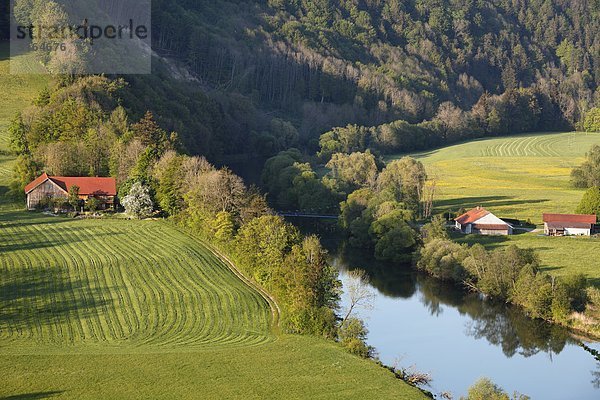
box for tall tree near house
[132,111,177,154]
[576,187,600,217]
[68,185,80,210]
[153,151,184,216]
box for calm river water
[327,241,600,399]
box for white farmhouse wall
[473,213,509,225]
[564,228,591,236]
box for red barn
[543,213,597,236]
[25,173,117,210]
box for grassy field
[398,131,600,222]
[394,132,600,283]
[453,232,600,286]
[0,42,424,399]
[0,213,424,399]
[0,42,48,203]
[0,213,274,351]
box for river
[322,236,600,399]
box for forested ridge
[2,1,599,161]
[148,0,600,152]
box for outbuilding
[455,206,513,235]
[25,173,117,210]
[543,213,596,236]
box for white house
[455,206,513,236]
[543,214,596,236]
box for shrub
[121,181,154,219]
[463,377,529,400]
[339,318,375,359]
[576,187,600,216]
[86,197,101,212]
[416,239,467,281]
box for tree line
[417,217,593,327]
[317,88,569,160]
[149,0,600,145]
[5,0,600,165]
[262,148,434,263]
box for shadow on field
[0,392,64,400]
[437,196,550,211]
[0,266,111,330]
[0,227,115,252]
[0,211,73,227]
[587,278,600,288]
[0,42,9,62]
[0,212,117,252]
[405,149,441,159]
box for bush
[576,186,600,216]
[583,107,600,132]
[86,197,101,212]
[339,318,375,359]
[463,377,529,400]
[416,239,467,281]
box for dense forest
[3,0,600,162]
[148,0,600,151]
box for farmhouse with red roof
[543,213,597,236]
[25,173,117,211]
[454,206,513,236]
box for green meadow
[397,132,600,283]
[400,131,600,222]
[0,213,424,399]
[0,44,424,399]
[0,42,48,205]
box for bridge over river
[277,212,339,220]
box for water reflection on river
[332,243,600,399]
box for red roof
[25,174,117,196]
[455,207,490,225]
[543,213,596,224]
[24,172,50,193]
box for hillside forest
[4,0,599,161]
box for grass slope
[0,213,424,399]
[0,43,425,399]
[399,131,600,222]
[395,132,600,282]
[0,42,48,204]
[0,213,273,351]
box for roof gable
[455,207,490,225]
[24,172,50,193]
[543,214,596,224]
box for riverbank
[333,252,600,399]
